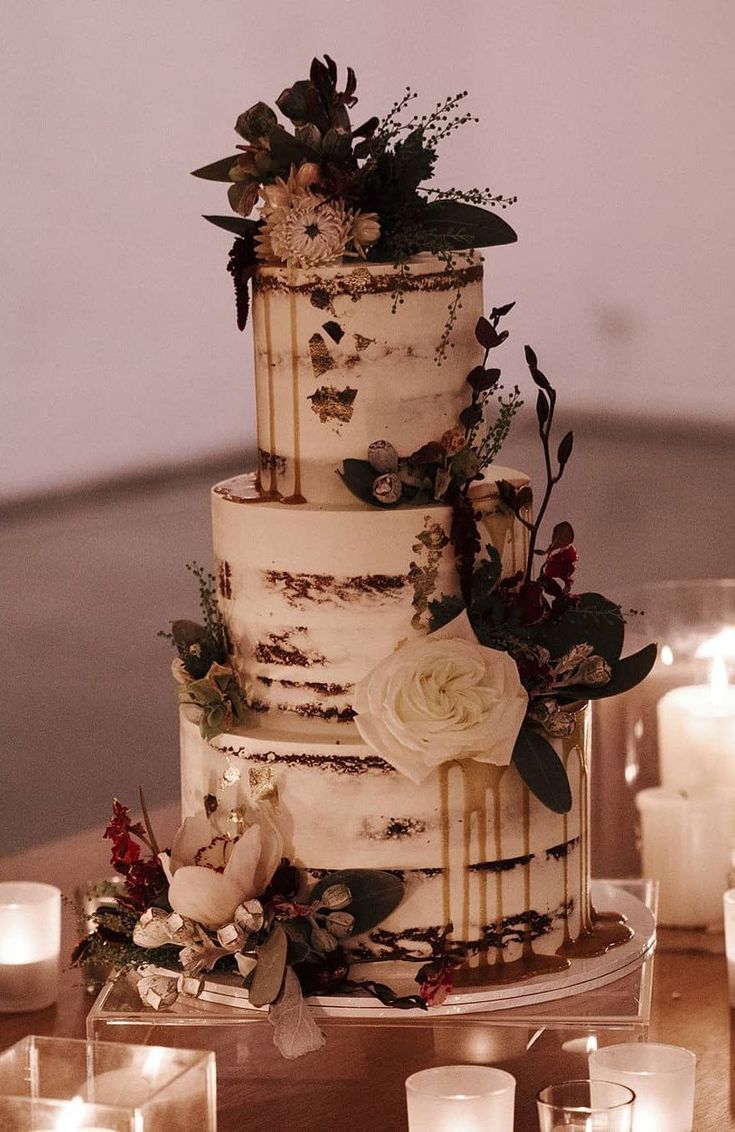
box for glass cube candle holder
[0,1036,216,1132]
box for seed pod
[368,440,399,473]
[137,974,178,1011]
[324,911,355,939]
[372,472,402,505]
[234,899,265,934]
[318,884,352,911]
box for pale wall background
[2,0,734,502]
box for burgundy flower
[119,857,168,913]
[541,544,578,592]
[419,965,455,1007]
[104,800,147,876]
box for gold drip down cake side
[178,253,594,982]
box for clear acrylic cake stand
[87,880,657,1132]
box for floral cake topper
[193,55,517,329]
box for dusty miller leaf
[269,967,326,1059]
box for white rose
[353,612,527,783]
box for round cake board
[142,881,655,1021]
[306,881,656,1018]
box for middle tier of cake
[212,467,530,729]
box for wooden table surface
[1,804,732,1131]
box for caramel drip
[439,764,452,929]
[454,950,570,988]
[522,786,532,959]
[262,290,279,497]
[281,289,306,504]
[218,477,280,505]
[492,767,505,965]
[556,709,633,959]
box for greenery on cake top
[193,55,517,331]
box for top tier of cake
[251,252,484,505]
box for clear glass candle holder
[405,1064,515,1131]
[0,1036,216,1131]
[536,1079,635,1131]
[0,883,61,1013]
[723,888,735,1005]
[589,1042,696,1132]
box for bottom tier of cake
[179,707,629,986]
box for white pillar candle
[589,1043,696,1132]
[405,1065,515,1131]
[723,889,735,1006]
[635,787,731,926]
[0,883,61,1013]
[657,656,735,792]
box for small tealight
[536,1079,635,1131]
[405,1065,515,1131]
[0,883,61,1013]
[589,1042,696,1132]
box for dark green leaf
[497,479,518,510]
[203,215,260,238]
[268,125,319,169]
[524,345,538,369]
[538,593,625,664]
[340,459,386,507]
[191,155,240,182]
[459,403,483,429]
[310,870,404,934]
[492,301,516,318]
[249,923,288,1007]
[468,366,501,393]
[423,200,518,248]
[512,727,572,813]
[282,918,312,964]
[557,430,574,466]
[516,486,534,511]
[474,544,503,592]
[428,594,466,631]
[557,642,658,703]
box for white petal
[168,865,242,928]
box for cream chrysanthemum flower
[256,197,354,268]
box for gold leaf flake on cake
[308,332,335,378]
[217,560,232,599]
[407,516,450,629]
[307,385,358,428]
[248,766,278,803]
[354,332,374,351]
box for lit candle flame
[696,626,735,662]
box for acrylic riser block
[0,1035,216,1131]
[87,880,656,1132]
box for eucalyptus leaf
[249,923,288,1007]
[269,967,326,1059]
[423,200,518,248]
[268,125,319,170]
[203,215,260,238]
[282,918,312,964]
[310,870,404,934]
[191,155,240,182]
[512,727,572,814]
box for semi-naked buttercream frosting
[179,253,602,980]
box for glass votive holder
[536,1079,635,1131]
[0,883,61,1013]
[0,1036,216,1131]
[589,1042,696,1132]
[405,1064,515,1131]
[724,888,735,1005]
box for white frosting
[180,711,588,965]
[212,468,530,727]
[176,256,600,982]
[252,254,484,504]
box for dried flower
[440,425,467,455]
[137,973,178,1011]
[257,197,354,268]
[350,211,381,257]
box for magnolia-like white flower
[165,807,282,930]
[353,611,528,783]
